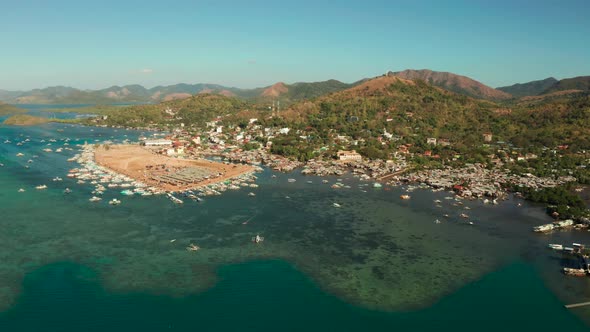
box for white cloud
[139,68,154,74]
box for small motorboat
[400,195,411,200]
[109,198,121,205]
[252,234,264,244]
[89,196,102,202]
[248,192,256,197]
[460,213,469,218]
[63,188,72,194]
[434,219,441,224]
[333,203,341,208]
[186,244,200,251]
[35,185,47,190]
[18,188,25,192]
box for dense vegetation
[514,186,588,220]
[497,77,558,98]
[543,76,590,94]
[86,94,254,129]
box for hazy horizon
[0,70,581,92]
[2,0,589,90]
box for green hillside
[89,94,254,129]
[542,76,590,94]
[497,77,558,98]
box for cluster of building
[403,163,577,200]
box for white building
[337,150,362,162]
[142,139,172,147]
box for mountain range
[1,70,588,105]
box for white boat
[18,188,25,192]
[400,195,411,200]
[167,193,183,204]
[533,224,554,233]
[333,203,341,208]
[434,219,441,224]
[35,185,47,190]
[373,183,382,188]
[548,244,563,250]
[52,177,63,182]
[16,153,24,157]
[186,243,200,251]
[109,198,121,205]
[287,178,296,183]
[63,188,72,194]
[89,196,102,202]
[252,234,264,244]
[248,192,256,197]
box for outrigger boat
[548,244,563,250]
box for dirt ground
[94,145,254,192]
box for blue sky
[1,0,589,90]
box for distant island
[0,102,25,116]
[2,114,75,126]
[3,114,51,126]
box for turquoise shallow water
[1,106,590,330]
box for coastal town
[82,108,590,232]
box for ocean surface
[1,106,590,331]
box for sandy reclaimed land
[94,144,254,192]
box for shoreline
[92,144,256,193]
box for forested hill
[497,77,558,98]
